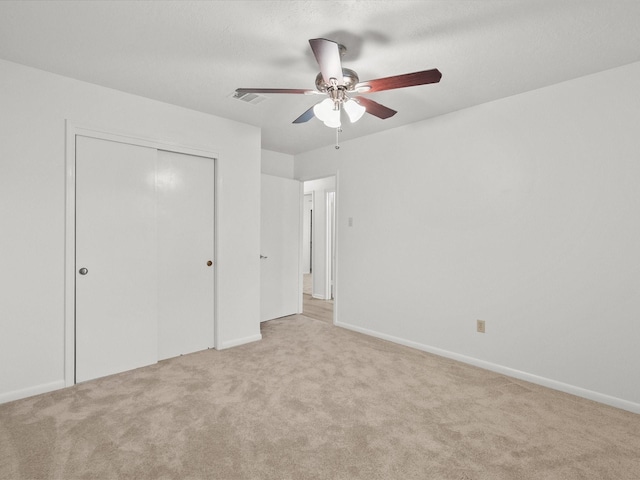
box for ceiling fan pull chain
[335,127,341,149]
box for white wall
[0,59,261,403]
[261,149,294,178]
[303,177,336,300]
[294,61,640,413]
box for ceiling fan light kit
[313,97,366,128]
[236,38,442,146]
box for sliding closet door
[157,150,215,360]
[75,136,159,383]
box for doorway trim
[64,121,219,387]
[325,189,336,300]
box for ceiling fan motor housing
[315,68,360,93]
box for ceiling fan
[235,38,442,144]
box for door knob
[207,260,213,267]
[78,267,88,275]
[260,255,268,259]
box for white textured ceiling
[1,1,640,155]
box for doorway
[302,176,336,324]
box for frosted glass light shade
[323,109,341,128]
[313,98,341,128]
[313,98,335,122]
[343,99,366,123]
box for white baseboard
[0,380,66,405]
[219,333,262,350]
[1,334,264,403]
[335,320,640,415]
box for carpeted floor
[1,315,639,479]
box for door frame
[64,121,219,386]
[325,189,336,300]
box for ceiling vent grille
[231,91,267,105]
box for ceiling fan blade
[235,88,318,95]
[292,105,316,124]
[355,69,442,93]
[309,38,344,86]
[354,96,397,119]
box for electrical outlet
[477,320,486,333]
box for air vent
[230,91,267,105]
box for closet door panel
[157,150,215,360]
[75,136,158,382]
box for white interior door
[260,174,301,321]
[157,150,214,360]
[75,136,158,382]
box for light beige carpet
[1,315,639,479]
